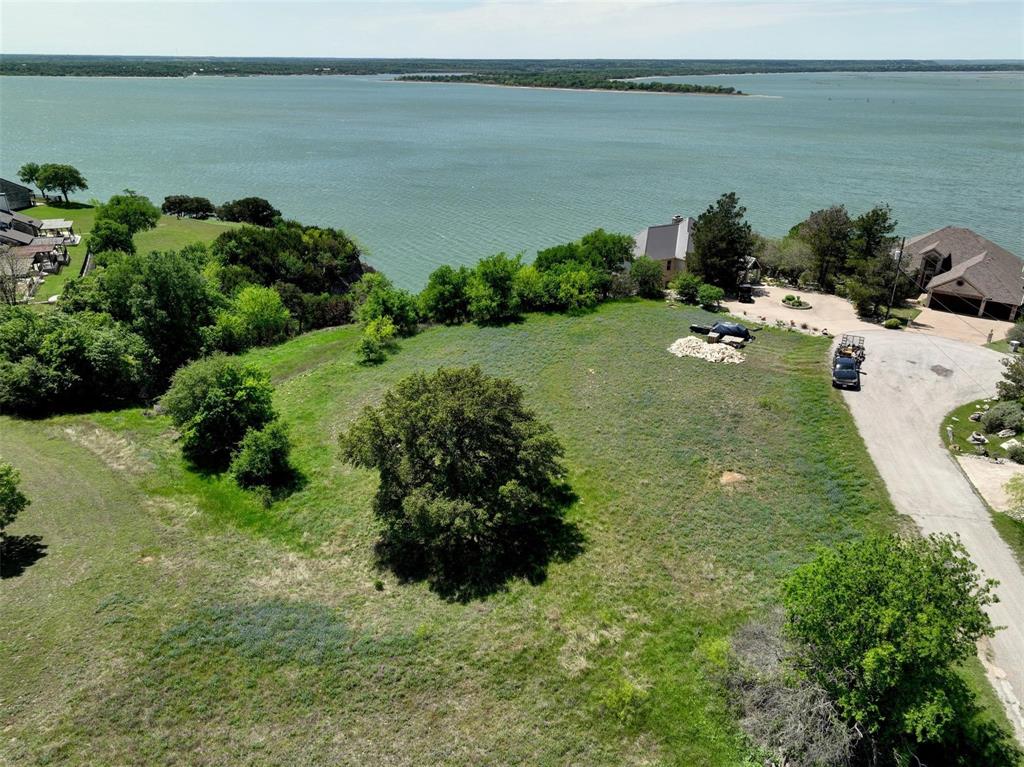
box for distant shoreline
[393,79,749,97]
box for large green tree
[68,248,221,380]
[161,355,277,470]
[339,366,575,599]
[86,220,135,255]
[689,192,755,291]
[784,534,998,760]
[217,197,280,227]
[800,205,853,290]
[95,191,161,235]
[16,162,43,198]
[35,163,88,203]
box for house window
[666,261,672,271]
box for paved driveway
[842,330,1024,739]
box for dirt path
[840,330,1024,740]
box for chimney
[0,193,10,214]
[671,214,683,224]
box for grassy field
[28,202,237,302]
[0,300,1009,765]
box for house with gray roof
[0,178,34,211]
[903,226,1024,321]
[633,215,695,284]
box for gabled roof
[0,229,63,248]
[926,250,1024,306]
[0,209,43,230]
[904,226,1018,270]
[904,226,1024,305]
[0,228,35,245]
[633,216,695,261]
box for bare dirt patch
[60,425,155,474]
[719,471,748,486]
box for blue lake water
[1,71,1021,288]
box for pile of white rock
[667,336,745,364]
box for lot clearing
[1,300,1014,764]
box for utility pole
[884,237,906,322]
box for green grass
[887,304,923,327]
[942,399,1015,459]
[28,202,237,302]
[0,300,1010,765]
[987,339,1013,354]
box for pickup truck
[832,356,861,390]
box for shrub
[512,265,545,311]
[339,366,575,599]
[0,461,29,537]
[597,679,650,729]
[161,355,276,470]
[697,283,725,309]
[356,316,397,365]
[351,273,419,336]
[981,401,1024,433]
[230,421,296,489]
[420,264,471,325]
[1008,444,1024,464]
[607,271,637,298]
[670,272,702,304]
[1007,321,1024,345]
[997,356,1024,402]
[467,253,522,324]
[882,317,902,329]
[630,257,663,299]
[783,294,797,303]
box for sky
[1,0,1022,60]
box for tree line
[755,203,919,318]
[397,73,741,95]
[2,54,1020,78]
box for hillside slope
[1,300,900,765]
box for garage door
[928,292,983,316]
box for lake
[1,71,1021,288]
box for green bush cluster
[981,401,1024,433]
[0,306,155,416]
[882,317,902,329]
[356,316,398,365]
[669,273,724,308]
[230,421,296,490]
[417,229,634,331]
[161,355,298,491]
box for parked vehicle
[832,356,861,390]
[834,334,865,364]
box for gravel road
[840,330,1024,741]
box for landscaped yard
[943,398,1020,460]
[0,300,1010,764]
[28,202,237,302]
